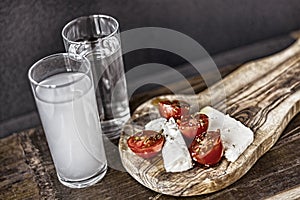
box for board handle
[195,39,300,109]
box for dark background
[1,0,300,137]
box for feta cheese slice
[144,118,167,132]
[200,106,254,162]
[161,118,193,172]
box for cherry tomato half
[189,130,224,166]
[178,113,209,140]
[127,130,165,159]
[158,100,190,120]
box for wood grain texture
[119,39,300,196]
[0,131,41,200]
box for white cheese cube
[144,118,167,132]
[162,118,193,172]
[200,106,254,162]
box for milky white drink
[35,72,107,182]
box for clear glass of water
[28,53,107,188]
[62,15,130,140]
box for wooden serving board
[119,39,300,196]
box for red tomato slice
[158,100,190,120]
[178,113,209,140]
[127,130,165,159]
[189,130,224,166]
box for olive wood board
[119,39,300,196]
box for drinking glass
[62,15,130,140]
[28,53,107,188]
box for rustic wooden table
[1,56,300,199]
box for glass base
[101,114,130,140]
[57,163,107,188]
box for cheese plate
[118,39,300,196]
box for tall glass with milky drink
[62,15,130,140]
[28,53,107,188]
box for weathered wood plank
[264,186,300,200]
[0,132,40,200]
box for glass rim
[61,14,119,46]
[28,53,91,89]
